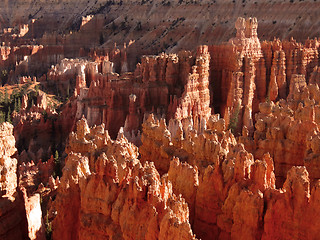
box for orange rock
[167,157,199,225]
[52,118,196,240]
[0,122,37,240]
[4,11,320,240]
[262,167,310,240]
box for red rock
[0,123,30,239]
[175,45,212,123]
[21,188,45,240]
[167,157,199,225]
[262,167,310,240]
[52,118,196,240]
[3,11,320,240]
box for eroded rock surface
[0,122,45,240]
[51,117,196,240]
[1,12,320,240]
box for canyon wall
[55,16,319,144]
[1,0,320,45]
[209,17,319,136]
[51,117,196,240]
[0,10,320,240]
[0,122,46,240]
[0,122,27,240]
[1,0,320,78]
[15,16,319,187]
[139,110,320,239]
[50,113,320,240]
[69,45,213,138]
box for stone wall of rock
[69,46,212,139]
[209,17,265,135]
[13,88,67,164]
[51,117,196,240]
[0,122,27,240]
[139,113,269,239]
[2,0,320,66]
[1,13,320,240]
[207,17,319,137]
[0,122,45,240]
[139,111,320,240]
[239,75,320,187]
[175,45,212,124]
[41,16,319,145]
[0,45,64,84]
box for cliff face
[51,117,196,240]
[208,17,319,138]
[1,5,320,239]
[13,85,70,165]
[7,16,320,147]
[239,75,320,187]
[51,110,320,240]
[0,45,64,85]
[0,122,46,240]
[1,0,320,55]
[1,0,320,88]
[209,17,264,134]
[0,123,18,196]
[61,45,213,139]
[175,45,212,122]
[47,16,320,193]
[0,122,27,240]
[139,113,269,239]
[139,111,320,240]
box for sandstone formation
[1,0,320,63]
[139,113,267,239]
[239,74,320,187]
[47,109,318,239]
[0,45,64,84]
[0,3,320,239]
[67,45,213,139]
[0,122,27,240]
[208,17,319,137]
[10,15,320,148]
[13,89,62,163]
[51,117,196,240]
[31,15,318,144]
[0,122,46,240]
[139,109,320,239]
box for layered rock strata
[209,17,319,136]
[1,14,320,240]
[71,46,211,138]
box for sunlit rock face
[1,3,320,238]
[0,122,45,240]
[51,117,196,240]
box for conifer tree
[17,98,21,112]
[4,87,8,105]
[7,107,11,123]
[54,150,61,177]
[14,98,18,112]
[0,111,5,123]
[54,150,59,161]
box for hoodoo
[0,1,320,239]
